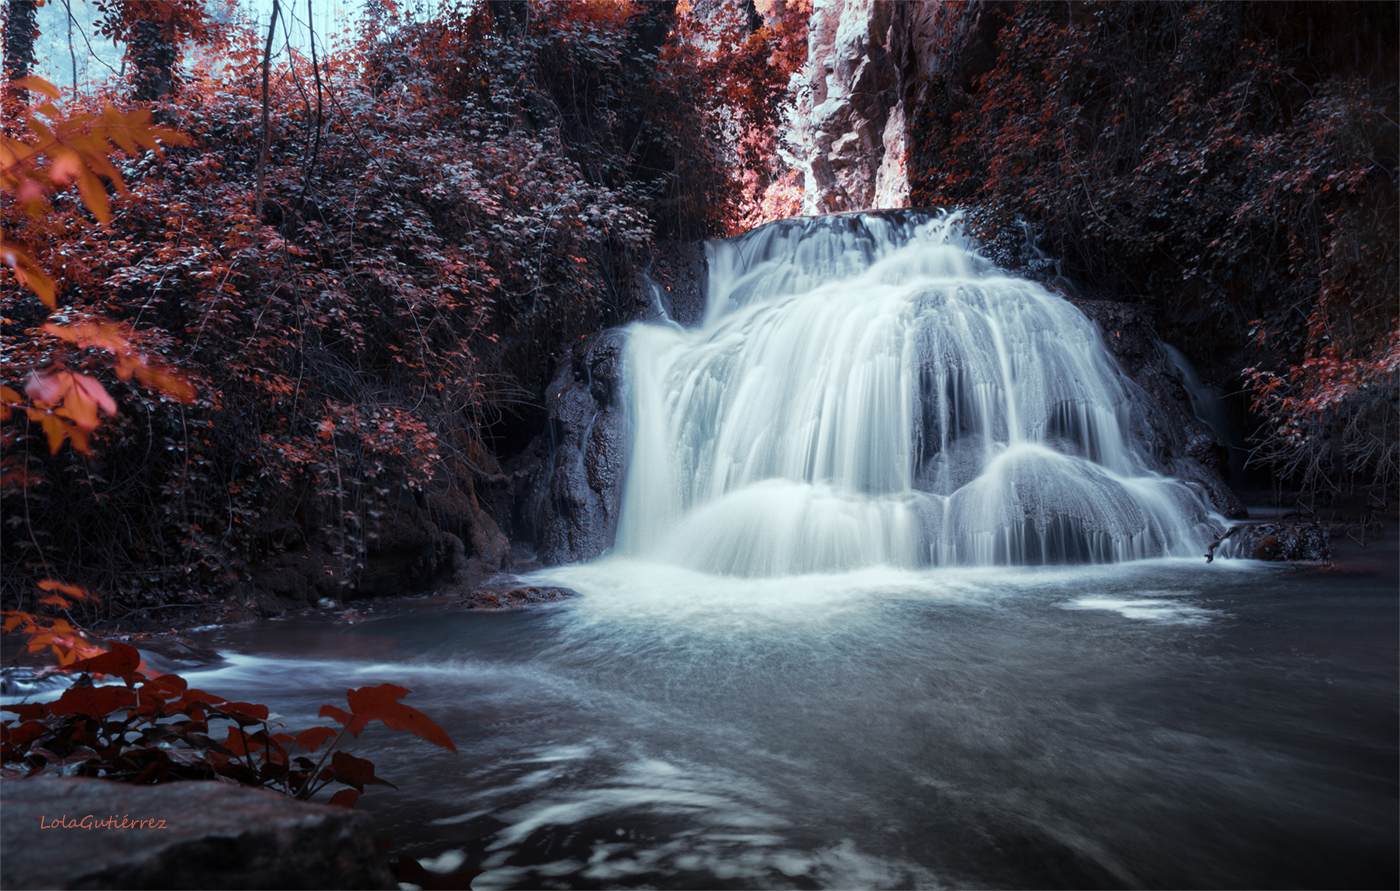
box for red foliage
[1,0,798,615]
[670,0,810,232]
[2,608,455,806]
[909,1,1398,499]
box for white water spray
[615,212,1220,575]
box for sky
[29,0,446,95]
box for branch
[1204,524,1245,563]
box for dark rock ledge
[0,777,393,890]
[454,584,575,611]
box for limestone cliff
[793,0,907,212]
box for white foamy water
[614,211,1221,575]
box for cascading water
[615,211,1221,574]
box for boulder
[1233,519,1333,562]
[0,777,393,889]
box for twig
[1204,524,1244,563]
[304,0,324,194]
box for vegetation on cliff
[908,0,1398,503]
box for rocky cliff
[793,0,907,212]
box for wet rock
[643,240,707,328]
[457,585,575,610]
[0,776,394,889]
[530,330,630,565]
[1242,520,1333,562]
[1210,519,1334,562]
[1071,298,1247,519]
[1252,534,1282,560]
[123,636,224,676]
[358,489,453,596]
[425,449,513,581]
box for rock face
[642,239,708,328]
[1217,519,1334,562]
[792,0,990,213]
[0,777,393,890]
[529,329,630,565]
[1071,299,1247,519]
[795,0,908,212]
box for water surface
[186,559,1398,889]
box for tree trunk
[129,15,178,101]
[3,0,38,117]
[254,0,280,229]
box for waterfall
[615,211,1221,575]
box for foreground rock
[1210,518,1335,563]
[1,777,393,890]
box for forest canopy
[1,0,805,618]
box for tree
[96,0,221,101]
[3,0,39,117]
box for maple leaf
[294,726,339,752]
[324,749,397,791]
[344,684,457,752]
[68,641,143,685]
[47,685,138,717]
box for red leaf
[221,726,264,757]
[214,701,270,725]
[145,673,188,695]
[173,688,227,710]
[328,749,396,790]
[1,719,48,747]
[327,788,361,809]
[294,726,338,752]
[2,703,46,721]
[319,704,354,728]
[47,685,137,717]
[69,642,142,685]
[345,684,456,752]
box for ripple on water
[1060,588,1225,625]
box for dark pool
[183,557,1398,889]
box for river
[182,554,1397,889]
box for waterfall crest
[615,211,1220,575]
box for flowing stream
[44,213,1400,888]
[184,561,1397,889]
